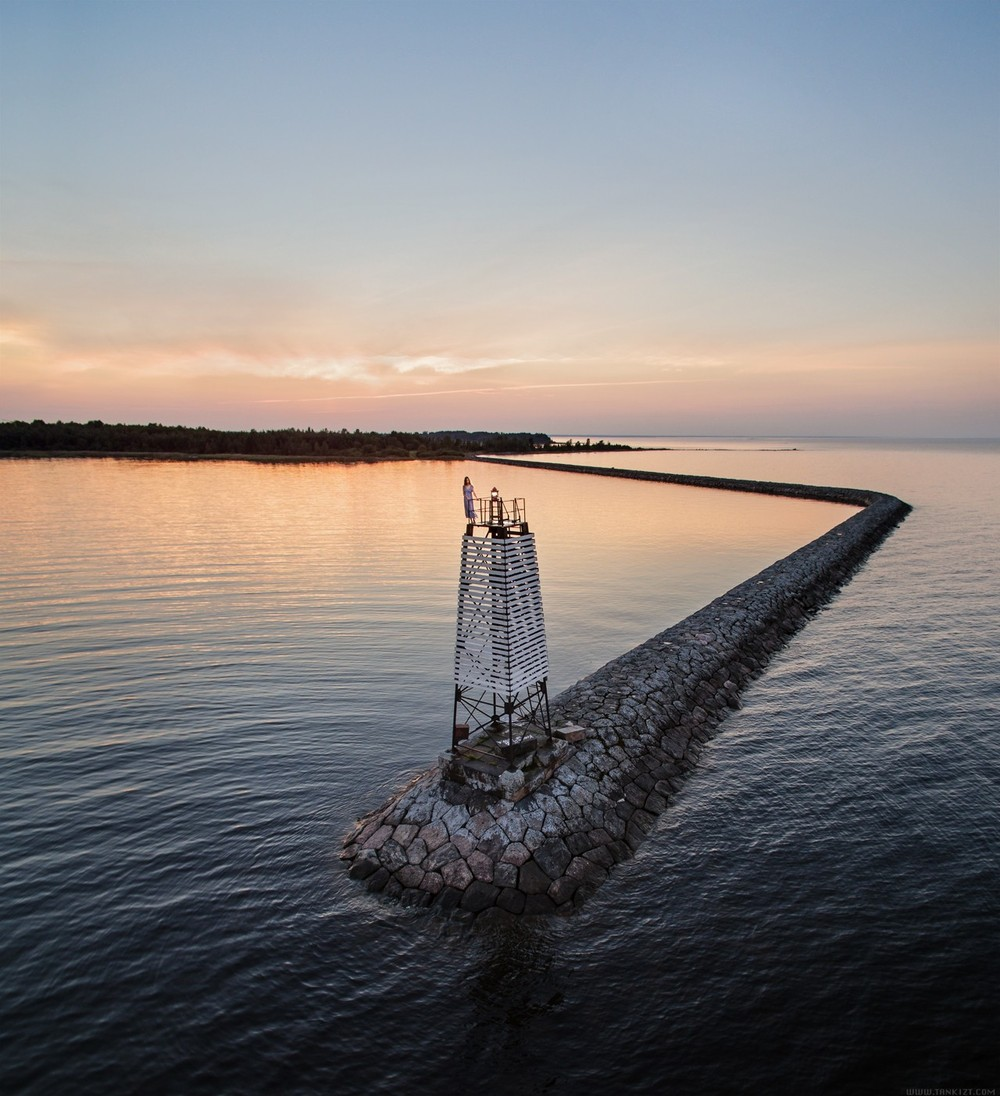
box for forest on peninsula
[0,420,631,461]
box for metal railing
[469,494,526,529]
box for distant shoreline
[610,446,799,452]
[0,421,641,462]
[0,449,468,464]
[0,444,806,463]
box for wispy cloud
[0,323,43,350]
[255,376,687,404]
[375,354,535,376]
[41,344,584,386]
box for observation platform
[440,721,586,802]
[466,493,529,536]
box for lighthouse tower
[453,486,551,758]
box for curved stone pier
[340,462,911,919]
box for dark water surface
[1,440,997,1095]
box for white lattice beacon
[453,485,551,754]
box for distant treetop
[0,420,561,460]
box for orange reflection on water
[1,455,860,701]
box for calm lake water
[1,439,997,1095]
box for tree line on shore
[0,420,631,460]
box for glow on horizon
[1,0,997,437]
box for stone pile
[340,464,910,919]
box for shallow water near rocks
[1,439,997,1094]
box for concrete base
[438,723,583,802]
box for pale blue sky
[1,0,997,434]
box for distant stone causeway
[340,459,911,920]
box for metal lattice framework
[454,530,551,744]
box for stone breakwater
[340,461,911,920]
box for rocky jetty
[340,462,911,919]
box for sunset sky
[1,0,997,437]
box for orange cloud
[1,316,995,437]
